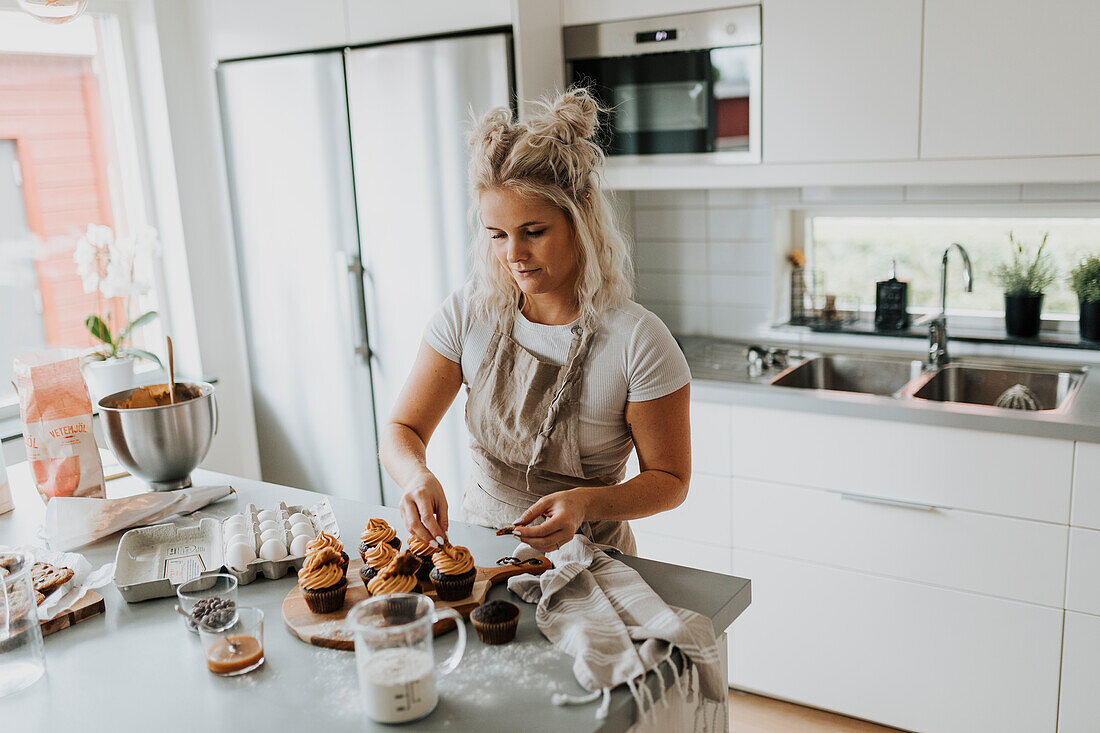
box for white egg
[288,512,310,526]
[258,519,280,532]
[290,522,315,539]
[289,534,310,556]
[225,542,256,570]
[225,532,251,549]
[260,528,283,544]
[259,538,288,561]
[257,509,277,522]
[224,515,248,531]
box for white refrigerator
[217,32,513,505]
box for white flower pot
[83,356,135,405]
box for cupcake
[358,518,402,560]
[308,531,349,576]
[429,544,476,601]
[406,536,436,582]
[359,541,398,586]
[470,600,520,645]
[298,546,348,613]
[366,551,422,597]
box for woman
[379,88,691,554]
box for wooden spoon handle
[477,557,553,587]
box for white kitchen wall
[626,183,1100,340]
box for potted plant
[73,224,162,401]
[1069,254,1100,341]
[994,231,1057,338]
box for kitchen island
[0,466,750,732]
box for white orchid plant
[73,223,162,368]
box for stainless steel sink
[770,355,924,396]
[910,364,1086,412]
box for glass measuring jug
[0,551,46,697]
[345,593,466,723]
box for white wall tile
[634,189,707,208]
[904,184,1022,201]
[709,274,772,307]
[637,271,710,305]
[646,302,710,335]
[709,241,773,274]
[707,188,800,206]
[801,186,905,202]
[709,306,772,339]
[707,207,772,241]
[1021,183,1100,200]
[635,208,707,241]
[634,241,708,271]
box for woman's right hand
[399,469,449,547]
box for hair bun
[530,87,600,144]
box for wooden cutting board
[41,591,105,637]
[282,555,551,651]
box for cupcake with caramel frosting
[307,531,349,576]
[366,551,422,597]
[406,535,437,582]
[358,518,401,560]
[299,546,348,613]
[429,544,476,601]
[359,541,398,586]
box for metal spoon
[167,336,175,405]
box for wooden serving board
[41,591,105,637]
[282,555,551,651]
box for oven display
[635,29,677,44]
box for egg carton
[113,498,340,602]
[221,500,341,585]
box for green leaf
[85,315,112,345]
[119,310,158,342]
[123,347,164,370]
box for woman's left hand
[513,489,589,552]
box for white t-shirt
[424,285,691,480]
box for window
[0,9,163,411]
[803,214,1100,324]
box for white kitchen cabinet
[633,531,733,576]
[345,0,511,45]
[730,477,1068,606]
[198,0,347,61]
[921,0,1100,159]
[1058,611,1100,733]
[690,401,733,477]
[761,0,922,163]
[632,474,732,542]
[728,405,1074,523]
[1065,527,1100,616]
[1070,442,1100,530]
[728,550,1063,733]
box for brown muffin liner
[380,591,423,624]
[429,568,475,601]
[471,611,519,645]
[303,577,347,614]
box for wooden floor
[729,690,905,733]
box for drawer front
[1071,442,1100,529]
[729,405,1073,523]
[691,401,732,477]
[1066,527,1100,615]
[728,550,1062,733]
[1059,611,1100,733]
[633,531,732,575]
[731,478,1067,606]
[631,474,732,544]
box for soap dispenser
[874,260,909,331]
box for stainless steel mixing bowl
[98,382,218,491]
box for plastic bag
[13,350,105,503]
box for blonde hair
[466,87,633,326]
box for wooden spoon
[166,336,175,405]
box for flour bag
[14,350,105,503]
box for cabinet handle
[839,492,935,511]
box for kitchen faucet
[928,242,973,369]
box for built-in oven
[564,6,761,161]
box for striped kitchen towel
[507,535,724,728]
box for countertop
[0,466,750,733]
[679,336,1100,444]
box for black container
[1081,300,1100,341]
[1004,293,1044,338]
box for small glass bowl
[198,606,265,676]
[176,573,238,633]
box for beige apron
[461,304,636,554]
